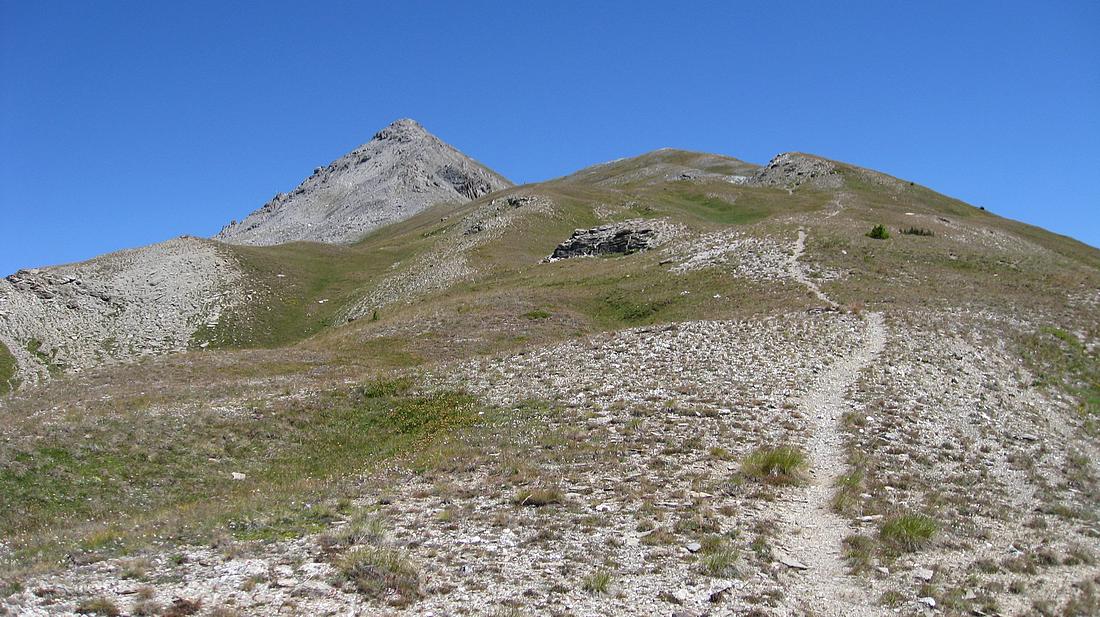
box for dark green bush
[867,225,890,240]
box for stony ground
[0,237,244,386]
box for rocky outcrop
[748,152,843,190]
[216,119,512,246]
[0,237,244,386]
[550,222,662,260]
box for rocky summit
[1,124,1099,617]
[215,119,512,246]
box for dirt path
[786,228,838,308]
[777,227,887,615]
[823,193,847,219]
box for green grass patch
[658,189,774,225]
[739,445,809,485]
[879,513,937,552]
[522,309,552,320]
[698,535,739,577]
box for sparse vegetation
[582,569,613,594]
[901,226,934,236]
[739,445,808,485]
[1021,327,1099,419]
[338,547,420,602]
[3,137,1099,615]
[76,597,120,616]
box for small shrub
[867,224,890,240]
[901,227,934,237]
[339,548,420,601]
[120,558,151,580]
[132,599,162,616]
[880,513,937,552]
[739,445,808,485]
[76,597,120,616]
[582,569,612,594]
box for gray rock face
[0,237,244,385]
[550,223,660,260]
[216,119,512,246]
[748,152,843,190]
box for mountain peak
[372,118,430,142]
[216,120,511,246]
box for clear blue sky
[2,1,1098,275]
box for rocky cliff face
[216,119,512,246]
[0,237,244,385]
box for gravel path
[776,311,885,616]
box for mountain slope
[2,145,1099,616]
[215,119,512,246]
